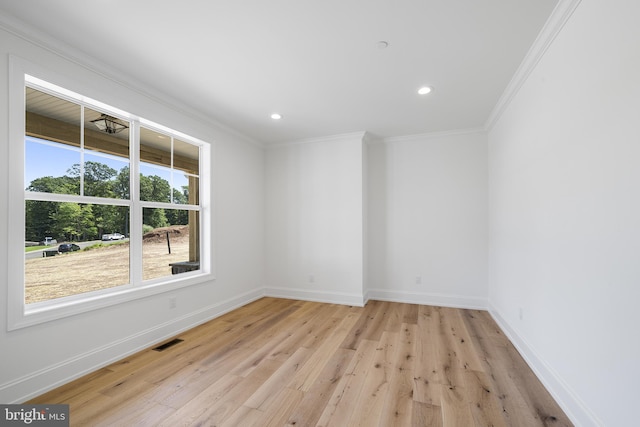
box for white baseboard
[264,287,366,307]
[488,303,603,427]
[367,288,488,310]
[0,288,265,404]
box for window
[8,67,211,329]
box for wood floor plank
[383,302,404,332]
[161,359,283,426]
[218,405,265,427]
[346,331,398,426]
[378,323,417,427]
[339,300,387,350]
[414,305,444,406]
[261,387,305,427]
[287,310,359,392]
[434,307,476,426]
[464,369,510,427]
[299,304,352,349]
[244,347,311,410]
[222,386,305,427]
[443,307,486,373]
[316,339,379,427]
[284,347,354,427]
[440,383,476,427]
[91,400,174,427]
[28,297,573,427]
[229,330,292,377]
[156,373,244,427]
[401,303,420,325]
[433,307,466,389]
[360,300,392,342]
[412,401,444,427]
[265,303,334,362]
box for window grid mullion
[80,105,85,196]
[129,120,143,287]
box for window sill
[10,272,215,331]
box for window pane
[84,108,130,157]
[26,87,80,147]
[142,208,200,281]
[172,173,199,205]
[83,108,130,199]
[25,87,82,195]
[25,137,81,194]
[173,139,199,205]
[174,139,199,175]
[25,201,130,304]
[140,127,171,168]
[140,163,172,203]
[84,152,130,199]
[140,127,172,203]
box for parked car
[102,233,125,241]
[58,243,80,253]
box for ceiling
[0,0,558,145]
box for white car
[102,233,125,241]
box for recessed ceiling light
[377,41,389,49]
[271,113,282,120]
[418,86,433,95]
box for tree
[140,174,171,203]
[67,161,117,198]
[25,200,57,242]
[147,208,169,229]
[80,204,97,240]
[51,202,83,242]
[173,185,189,205]
[165,205,189,225]
[25,177,76,241]
[27,175,77,195]
[115,166,130,199]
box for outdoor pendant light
[91,114,129,134]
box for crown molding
[383,127,486,144]
[484,0,583,131]
[267,131,368,149]
[362,131,384,145]
[0,13,264,149]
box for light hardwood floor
[29,298,573,426]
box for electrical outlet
[519,307,523,320]
[308,274,315,283]
[415,276,422,285]
[169,296,177,309]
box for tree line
[26,161,190,243]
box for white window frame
[7,57,213,330]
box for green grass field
[25,245,48,252]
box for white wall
[488,1,640,426]
[367,131,488,308]
[265,134,365,305]
[0,25,265,402]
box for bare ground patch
[25,226,192,304]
